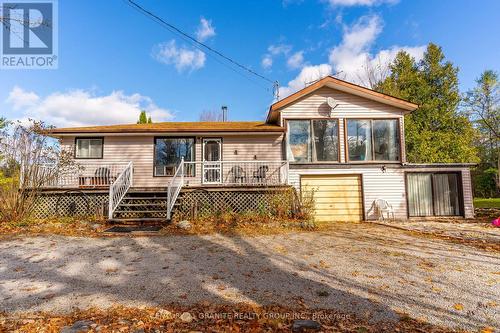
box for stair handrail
[167,157,184,220]
[108,161,133,220]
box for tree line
[373,43,498,198]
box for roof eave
[45,129,285,136]
[266,76,419,122]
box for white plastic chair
[374,199,394,221]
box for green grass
[474,198,500,208]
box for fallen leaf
[480,327,494,333]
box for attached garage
[301,174,364,222]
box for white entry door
[203,138,222,184]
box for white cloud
[153,40,206,72]
[278,64,333,98]
[329,15,382,67]
[328,15,382,82]
[287,51,305,70]
[268,43,292,56]
[278,15,425,98]
[261,43,293,69]
[329,15,424,84]
[195,17,216,42]
[261,55,273,69]
[5,87,174,127]
[7,86,39,110]
[327,0,398,6]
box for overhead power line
[124,0,279,98]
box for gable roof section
[45,121,284,136]
[267,76,418,123]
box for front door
[203,138,222,184]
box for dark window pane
[204,141,220,161]
[373,120,400,161]
[287,120,311,162]
[313,120,338,161]
[347,120,372,161]
[154,138,194,176]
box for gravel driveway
[0,224,498,331]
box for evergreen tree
[375,43,478,163]
[137,111,152,124]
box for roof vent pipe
[221,106,228,122]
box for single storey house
[41,76,474,223]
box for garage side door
[301,175,363,222]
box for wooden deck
[38,184,289,193]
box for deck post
[108,185,113,220]
[181,157,184,184]
[285,161,289,185]
[167,184,171,220]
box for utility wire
[125,0,278,95]
[124,0,271,92]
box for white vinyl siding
[289,166,474,220]
[279,86,407,163]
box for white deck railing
[166,160,289,219]
[167,157,185,220]
[25,162,131,189]
[183,160,289,186]
[108,161,133,220]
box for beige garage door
[301,175,363,222]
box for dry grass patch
[0,217,108,237]
[164,212,318,236]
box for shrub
[296,188,316,227]
[473,167,499,198]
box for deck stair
[109,189,168,224]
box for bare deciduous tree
[463,70,500,191]
[199,110,223,122]
[0,120,75,222]
[357,56,390,89]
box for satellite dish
[327,97,338,109]
[327,97,338,117]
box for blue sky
[1,0,499,127]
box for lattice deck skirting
[173,186,299,221]
[31,186,299,221]
[31,191,108,219]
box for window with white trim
[75,138,103,159]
